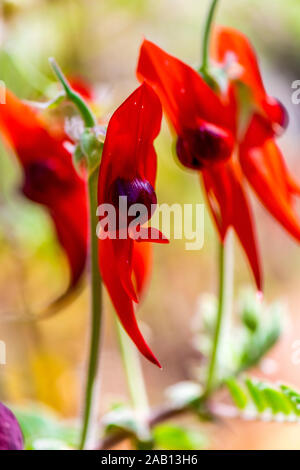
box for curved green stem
[49,57,102,450]
[79,167,103,449]
[200,0,219,74]
[49,57,96,128]
[204,231,233,396]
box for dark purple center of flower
[176,123,233,170]
[23,161,58,197]
[109,177,157,227]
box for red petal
[137,39,235,135]
[240,117,300,241]
[213,27,287,132]
[0,90,88,289]
[132,242,152,298]
[113,239,138,302]
[50,191,87,287]
[129,226,169,244]
[98,82,162,206]
[68,77,94,100]
[212,26,265,101]
[202,161,262,290]
[0,90,67,164]
[99,238,161,367]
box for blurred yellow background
[1,0,300,449]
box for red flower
[0,90,88,290]
[98,83,168,367]
[137,29,300,290]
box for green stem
[115,320,152,446]
[204,230,233,396]
[115,319,149,414]
[49,57,96,128]
[79,167,103,449]
[200,0,219,74]
[49,57,102,449]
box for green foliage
[12,405,78,450]
[225,377,248,410]
[237,291,282,372]
[102,400,207,450]
[153,424,206,450]
[102,403,152,447]
[225,377,300,421]
[193,288,283,385]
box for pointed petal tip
[150,355,162,368]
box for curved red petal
[50,193,87,287]
[99,238,161,367]
[132,242,152,298]
[202,161,262,290]
[68,77,94,101]
[98,82,162,205]
[97,84,164,366]
[240,118,300,241]
[212,26,265,100]
[0,90,88,288]
[137,39,235,135]
[130,226,169,244]
[113,238,138,302]
[0,90,68,164]
[213,27,287,133]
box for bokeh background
[1,0,300,450]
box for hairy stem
[79,167,103,449]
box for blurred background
[1,0,300,450]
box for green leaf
[280,385,300,416]
[102,404,151,444]
[225,377,248,409]
[240,290,261,332]
[237,297,282,373]
[102,405,138,436]
[153,424,206,450]
[245,378,267,413]
[260,385,293,415]
[12,405,78,450]
[225,378,300,422]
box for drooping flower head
[98,82,168,367]
[0,403,23,450]
[0,90,88,291]
[137,29,300,290]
